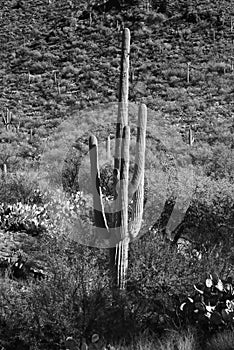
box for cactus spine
[89,28,147,290]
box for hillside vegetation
[0,0,233,140]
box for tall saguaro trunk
[89,28,147,290]
[114,28,130,170]
[112,28,130,290]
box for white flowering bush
[0,202,49,234]
[41,189,93,239]
[0,181,94,238]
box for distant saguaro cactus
[89,28,147,290]
[189,126,195,146]
[3,163,7,178]
[187,62,191,84]
[2,108,12,130]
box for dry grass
[112,329,198,350]
[157,329,197,350]
[206,330,234,350]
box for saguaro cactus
[89,28,147,290]
[189,126,195,146]
[2,108,12,130]
[3,164,7,178]
[187,62,191,84]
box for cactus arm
[89,135,109,237]
[128,103,147,197]
[106,135,111,160]
[129,173,145,240]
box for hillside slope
[0,0,233,145]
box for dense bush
[1,223,233,349]
[0,235,110,350]
[0,172,233,349]
[0,172,43,205]
[183,175,234,250]
[180,274,234,332]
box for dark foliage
[180,274,234,335]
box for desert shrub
[42,189,93,240]
[185,175,234,250]
[0,141,21,171]
[0,235,111,350]
[207,62,229,75]
[0,171,43,205]
[0,186,232,348]
[126,232,234,337]
[205,144,234,181]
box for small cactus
[29,128,33,142]
[187,62,191,83]
[189,126,195,146]
[106,345,115,350]
[3,163,7,178]
[81,337,88,350]
[65,336,79,350]
[16,121,21,133]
